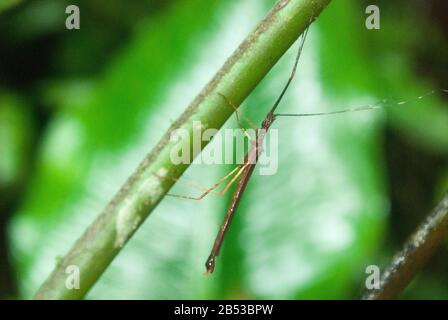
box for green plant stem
[33,0,332,299]
[363,191,448,300]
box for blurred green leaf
[217,0,387,299]
[2,0,66,41]
[0,0,21,14]
[0,91,33,194]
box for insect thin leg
[165,165,242,200]
[218,92,258,142]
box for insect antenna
[269,25,311,114]
[275,89,448,118]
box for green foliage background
[0,0,447,299]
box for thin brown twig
[363,191,448,300]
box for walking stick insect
[165,25,448,274]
